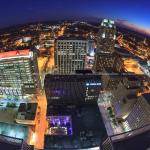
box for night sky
[0,0,150,32]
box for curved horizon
[0,0,149,33]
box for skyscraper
[94,19,116,72]
[55,37,88,74]
[44,74,102,105]
[101,88,150,150]
[112,81,150,129]
[0,49,41,99]
[101,68,122,90]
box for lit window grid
[56,40,88,74]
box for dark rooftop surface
[104,67,121,74]
[45,74,101,105]
[0,122,28,140]
[57,36,87,41]
[45,104,106,149]
[115,47,143,61]
[115,47,133,57]
[0,134,33,150]
[143,93,150,105]
[75,69,93,74]
[0,142,21,150]
[113,129,150,150]
[127,76,139,81]
[17,103,37,120]
[44,74,106,149]
[45,74,101,82]
[140,61,148,66]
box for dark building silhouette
[44,74,102,105]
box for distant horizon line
[0,17,150,37]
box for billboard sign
[0,49,30,59]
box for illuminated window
[104,19,108,23]
[110,20,115,24]
[113,35,116,40]
[109,24,112,28]
[102,33,106,38]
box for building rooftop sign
[0,49,31,59]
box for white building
[55,37,88,74]
[0,49,41,99]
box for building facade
[55,37,88,74]
[112,81,150,129]
[124,95,150,130]
[101,69,123,91]
[44,74,102,105]
[94,19,117,72]
[0,49,41,98]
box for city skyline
[0,1,149,148]
[0,0,150,35]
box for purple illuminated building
[47,116,73,136]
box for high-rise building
[94,19,116,72]
[112,82,140,120]
[140,60,150,77]
[124,95,150,130]
[97,19,116,53]
[0,49,41,98]
[101,68,122,90]
[112,81,150,127]
[55,37,88,74]
[44,74,102,105]
[101,126,150,150]
[101,92,150,150]
[44,74,106,150]
[101,95,150,150]
[0,134,33,150]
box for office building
[94,53,117,72]
[122,75,146,89]
[97,19,116,54]
[94,19,117,72]
[101,126,150,150]
[44,74,106,150]
[113,55,124,72]
[44,74,102,105]
[100,76,150,150]
[0,134,33,150]
[55,37,88,74]
[112,82,150,127]
[124,95,150,130]
[88,40,95,56]
[0,49,41,98]
[101,68,122,90]
[140,61,150,77]
[101,94,150,150]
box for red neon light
[0,49,30,58]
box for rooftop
[0,134,33,150]
[113,129,150,150]
[45,74,101,82]
[0,106,18,123]
[0,49,31,59]
[45,104,106,149]
[0,122,28,140]
[45,74,101,105]
[0,141,21,150]
[17,103,37,120]
[143,93,150,105]
[57,36,87,41]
